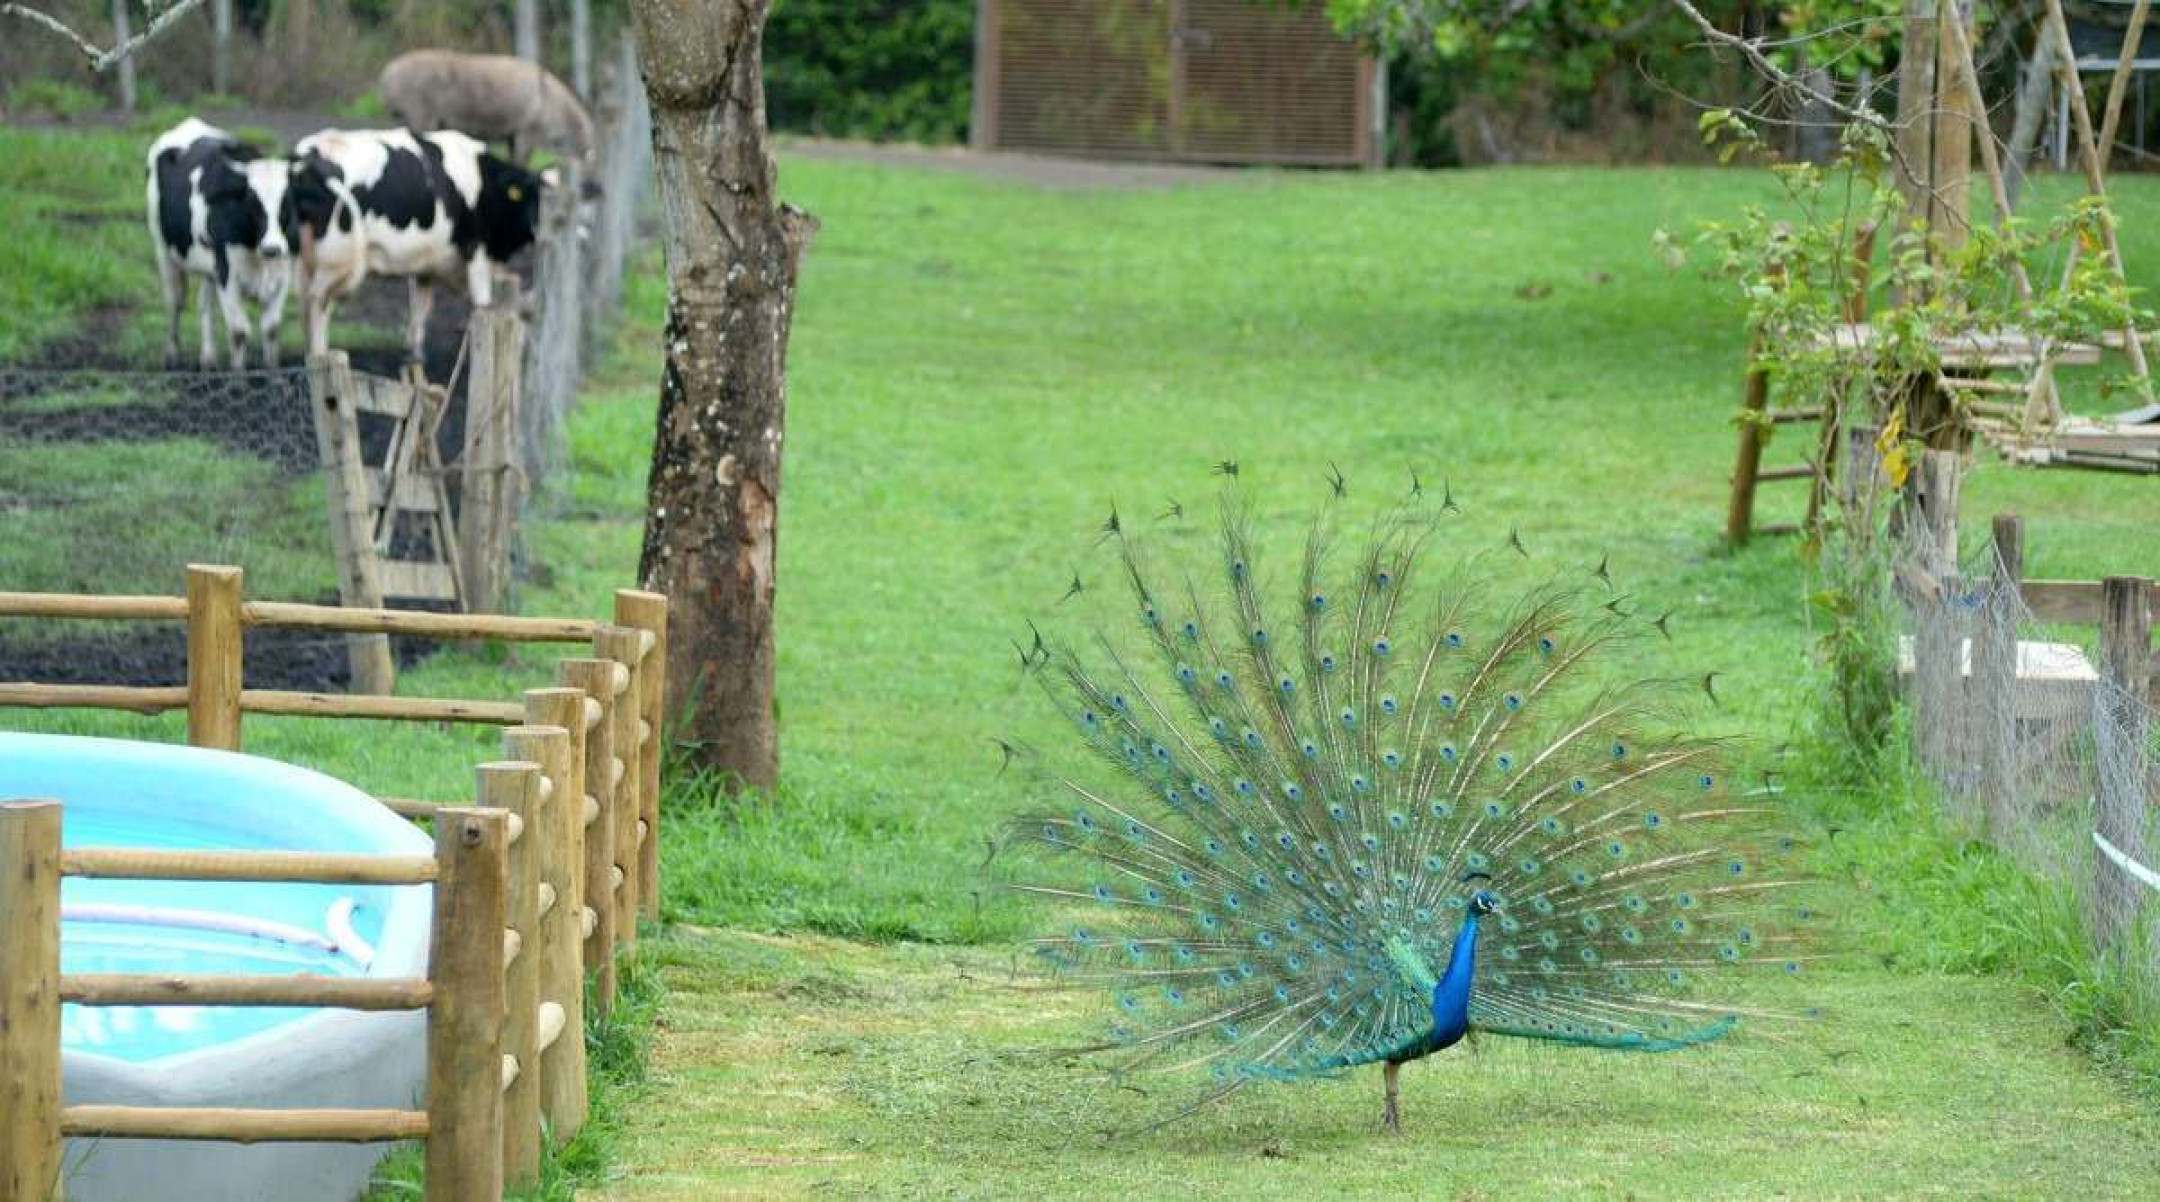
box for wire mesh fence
[1898,504,2160,970]
[0,366,471,691]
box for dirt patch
[777,136,1243,191]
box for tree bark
[2004,21,2054,212]
[628,0,815,791]
[571,0,592,99]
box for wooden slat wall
[981,0,1373,165]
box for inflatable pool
[0,732,431,1202]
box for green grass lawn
[9,126,2160,1198]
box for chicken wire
[1899,527,2160,963]
[0,367,455,691]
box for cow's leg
[156,254,186,368]
[465,254,494,310]
[196,277,220,370]
[216,275,252,370]
[406,277,435,366]
[259,265,293,369]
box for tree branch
[1,0,206,73]
[1665,0,1889,135]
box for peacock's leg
[1382,1060,1402,1134]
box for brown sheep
[378,49,595,174]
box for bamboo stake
[186,564,245,751]
[425,807,508,1202]
[0,801,62,1202]
[615,590,667,921]
[478,763,543,1187]
[558,659,618,1016]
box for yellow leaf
[1882,442,1912,488]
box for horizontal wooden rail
[239,690,524,724]
[63,847,437,885]
[61,1105,428,1143]
[0,683,187,714]
[382,797,451,818]
[242,601,602,643]
[2024,579,2160,625]
[0,592,190,621]
[62,974,432,1010]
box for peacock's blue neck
[1427,910,1480,1052]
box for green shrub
[5,77,110,121]
[764,0,974,144]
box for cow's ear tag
[507,185,525,201]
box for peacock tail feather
[999,483,1814,1102]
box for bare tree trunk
[629,0,816,790]
[112,0,134,112]
[515,0,541,63]
[211,0,231,95]
[2005,23,2054,211]
[570,0,591,99]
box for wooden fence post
[426,807,508,1202]
[1978,515,2025,842]
[614,589,668,919]
[462,287,525,616]
[596,627,644,950]
[558,659,618,1017]
[308,353,396,693]
[0,801,62,1202]
[509,699,589,1140]
[2092,576,2154,952]
[186,564,244,751]
[478,762,543,1188]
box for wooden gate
[973,0,1381,166]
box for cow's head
[475,153,548,262]
[240,158,298,260]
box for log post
[308,353,396,693]
[558,658,618,1016]
[615,590,668,919]
[1913,449,1962,577]
[509,699,589,1140]
[1726,327,1773,547]
[1978,515,2025,841]
[425,807,508,1202]
[596,627,644,950]
[478,762,543,1187]
[2091,576,2153,952]
[186,564,245,751]
[0,801,62,1202]
[461,285,525,615]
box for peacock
[999,476,1812,1132]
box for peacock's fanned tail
[1003,488,1812,1094]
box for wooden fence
[0,565,668,1198]
[1902,480,2157,951]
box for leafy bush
[764,0,974,144]
[4,77,110,121]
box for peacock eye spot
[1445,631,1464,648]
[1251,627,1268,646]
[1182,621,1199,639]
[1699,773,1716,791]
[1380,695,1398,714]
[1340,708,1357,727]
[1321,654,1337,672]
[1611,742,1628,760]
[1372,638,1391,656]
[1503,693,1522,711]
[1311,593,1327,610]
[1537,636,1555,654]
[1438,693,1457,711]
[1375,571,1392,588]
[1280,676,1296,694]
[1570,777,1588,794]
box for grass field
[8,126,2160,1198]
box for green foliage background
[764,0,977,144]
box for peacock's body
[1003,483,1811,1130]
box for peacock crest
[997,476,1815,1129]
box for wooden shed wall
[973,0,1379,166]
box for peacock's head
[1462,871,1500,916]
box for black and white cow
[145,118,305,369]
[293,128,549,363]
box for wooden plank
[61,1105,427,1143]
[349,370,417,417]
[62,974,432,1009]
[0,592,188,621]
[309,353,397,694]
[239,689,523,725]
[64,847,437,885]
[366,467,445,515]
[1756,464,1816,482]
[0,683,188,714]
[2023,579,2160,625]
[243,601,599,643]
[377,559,460,603]
[0,802,63,1201]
